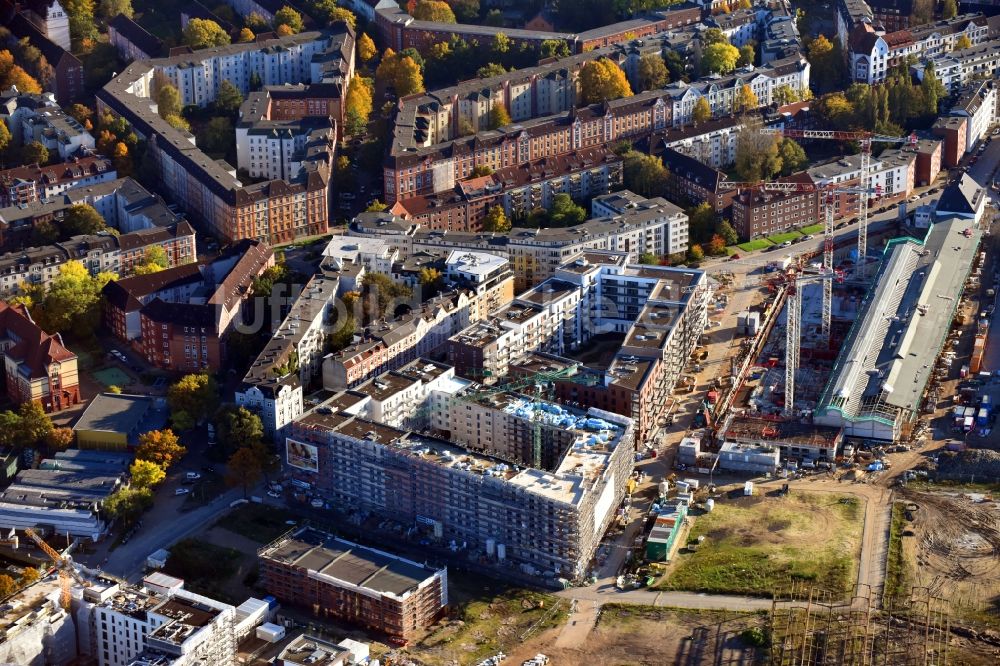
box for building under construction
[285,387,635,583]
[815,217,982,441]
[258,527,447,643]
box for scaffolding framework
[769,585,952,666]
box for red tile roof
[0,302,75,378]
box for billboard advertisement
[286,439,319,472]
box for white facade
[23,0,71,51]
[236,375,304,440]
[20,109,95,161]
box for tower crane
[783,270,840,416]
[719,179,881,344]
[755,128,917,274]
[23,527,88,609]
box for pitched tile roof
[0,301,75,379]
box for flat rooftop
[279,635,350,666]
[261,527,441,599]
[72,393,156,434]
[819,217,981,420]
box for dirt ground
[502,605,764,666]
[899,489,1000,627]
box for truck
[947,440,968,452]
[978,407,990,427]
[963,415,975,432]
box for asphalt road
[94,486,247,581]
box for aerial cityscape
[0,0,998,664]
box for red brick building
[933,116,967,168]
[0,302,79,412]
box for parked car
[185,472,201,481]
[310,498,324,508]
[175,488,191,495]
[728,253,741,261]
[267,490,281,498]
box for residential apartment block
[17,101,94,161]
[236,266,343,439]
[259,527,447,642]
[445,252,709,444]
[0,156,117,207]
[848,13,996,83]
[107,14,163,61]
[0,177,185,250]
[0,301,79,412]
[284,387,636,582]
[0,223,195,296]
[947,80,997,155]
[390,146,623,232]
[385,36,806,203]
[915,37,1000,92]
[1,1,82,103]
[97,27,355,245]
[103,241,273,372]
[352,195,690,292]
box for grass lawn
[164,538,242,602]
[657,492,863,599]
[766,230,803,244]
[883,503,910,603]
[800,223,824,235]
[214,503,300,543]
[405,575,566,666]
[736,238,775,252]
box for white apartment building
[807,148,916,201]
[660,119,742,169]
[236,268,341,439]
[20,107,95,160]
[949,80,998,154]
[850,14,993,84]
[914,37,1000,92]
[664,56,811,127]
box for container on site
[256,623,286,643]
[978,407,989,427]
[744,481,754,496]
[982,394,992,410]
[497,543,506,561]
[947,440,968,452]
[675,480,690,494]
[705,498,715,512]
[683,478,700,490]
[961,364,970,378]
[964,415,975,432]
[486,538,496,556]
[658,480,669,497]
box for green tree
[0,411,22,448]
[199,116,232,155]
[774,84,799,105]
[412,0,456,22]
[31,261,115,335]
[580,58,633,104]
[134,246,169,274]
[735,128,782,183]
[807,35,844,91]
[549,193,587,226]
[778,138,808,175]
[637,53,669,91]
[21,141,48,166]
[716,219,739,246]
[688,244,705,262]
[663,50,686,84]
[921,63,945,116]
[357,33,376,63]
[183,18,231,49]
[639,251,658,264]
[329,313,355,351]
[98,0,133,19]
[489,104,512,130]
[273,6,303,34]
[483,8,503,26]
[362,272,413,318]
[216,406,263,452]
[692,97,712,125]
[702,28,728,46]
[215,80,243,115]
[103,486,153,524]
[451,0,479,22]
[226,446,263,498]
[63,203,107,236]
[156,83,182,120]
[129,458,166,488]
[540,39,570,59]
[135,429,186,469]
[168,374,218,423]
[942,0,958,19]
[623,151,669,198]
[15,402,53,448]
[245,11,269,31]
[364,200,388,212]
[702,42,740,75]
[738,44,755,67]
[483,205,511,233]
[418,267,444,297]
[492,32,511,55]
[64,0,98,45]
[687,202,717,242]
[477,62,506,78]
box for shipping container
[978,408,989,427]
[964,415,975,431]
[947,440,968,452]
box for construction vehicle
[23,527,88,609]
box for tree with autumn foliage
[375,49,425,98]
[345,77,373,135]
[136,429,186,469]
[579,58,633,104]
[489,104,511,130]
[273,6,303,34]
[412,0,455,22]
[238,27,255,43]
[357,33,376,63]
[183,18,231,48]
[0,50,42,94]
